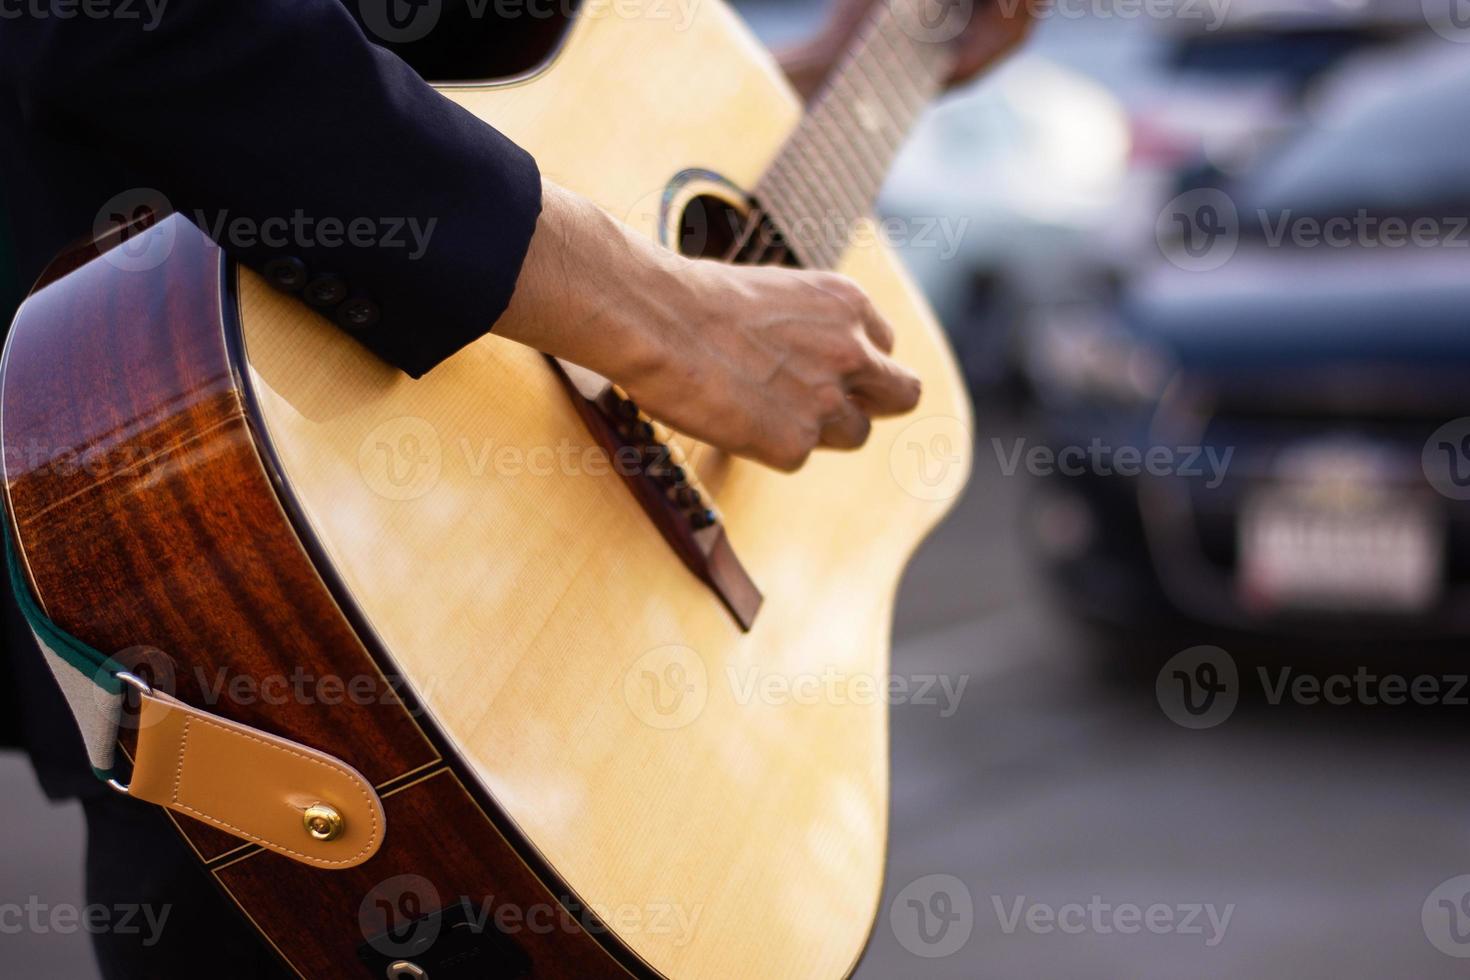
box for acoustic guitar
[1,1,973,977]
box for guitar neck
[757,0,958,269]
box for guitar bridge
[550,357,762,631]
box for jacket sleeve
[5,1,542,377]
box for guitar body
[2,3,971,978]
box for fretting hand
[781,0,1035,100]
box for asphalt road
[3,414,1466,977]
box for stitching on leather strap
[169,712,380,868]
[171,716,190,805]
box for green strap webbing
[5,520,129,780]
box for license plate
[1238,491,1444,614]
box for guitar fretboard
[756,0,959,269]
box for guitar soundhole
[676,194,746,261]
[678,195,801,268]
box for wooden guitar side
[2,218,645,977]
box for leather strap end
[128,692,385,870]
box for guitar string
[751,1,952,270]
[754,7,902,267]
[754,21,900,266]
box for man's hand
[616,262,921,471]
[782,0,1035,100]
[494,184,921,472]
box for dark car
[1023,45,1470,644]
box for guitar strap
[5,523,386,869]
[5,521,131,779]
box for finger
[847,342,923,417]
[819,403,873,451]
[949,4,1034,85]
[858,296,897,354]
[806,272,896,353]
[742,404,820,472]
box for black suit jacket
[0,1,548,795]
[0,0,544,377]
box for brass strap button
[303,803,345,842]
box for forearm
[493,182,693,386]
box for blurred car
[1102,0,1444,271]
[1023,42,1470,642]
[881,55,1132,397]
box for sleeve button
[335,298,381,331]
[304,274,348,308]
[263,257,308,292]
